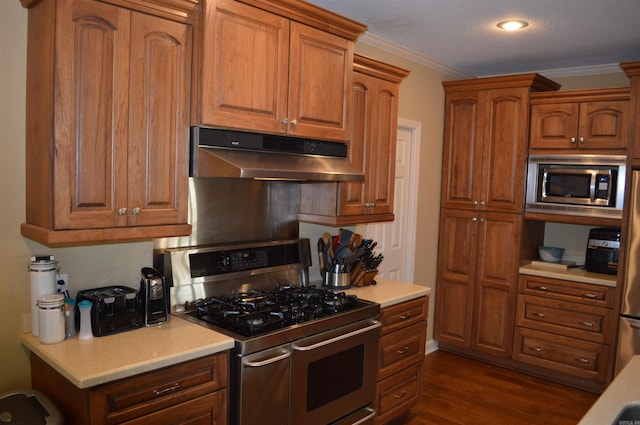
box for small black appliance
[585,227,621,275]
[75,285,142,336]
[140,267,169,326]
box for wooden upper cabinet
[297,54,409,225]
[529,88,630,152]
[197,0,363,142]
[621,62,640,164]
[21,0,192,246]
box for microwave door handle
[292,320,381,352]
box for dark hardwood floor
[387,350,599,425]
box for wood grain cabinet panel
[198,0,357,142]
[374,296,428,425]
[529,88,630,152]
[21,0,192,246]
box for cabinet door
[200,0,289,133]
[54,0,130,229]
[434,209,478,347]
[339,72,370,216]
[529,103,579,150]
[480,88,529,213]
[128,12,190,226]
[440,91,484,210]
[288,22,353,141]
[579,100,629,149]
[472,212,521,357]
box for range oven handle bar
[352,408,376,425]
[242,348,291,367]
[291,320,381,352]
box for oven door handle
[352,408,376,425]
[291,320,380,352]
[242,348,291,367]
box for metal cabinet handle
[577,358,590,364]
[473,201,478,206]
[532,312,545,318]
[472,217,477,222]
[534,286,548,292]
[153,383,180,396]
[118,208,127,216]
[291,119,297,127]
[479,201,485,206]
[579,137,585,144]
[582,293,597,299]
[531,346,543,352]
[132,207,140,215]
[292,321,381,351]
[396,346,410,355]
[579,321,594,327]
[281,118,289,125]
[394,390,407,399]
[399,313,412,320]
[630,323,640,330]
[570,137,576,144]
[243,349,291,367]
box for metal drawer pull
[394,390,407,399]
[532,346,543,352]
[579,321,594,327]
[153,383,180,396]
[399,313,413,320]
[570,137,576,144]
[396,346,410,354]
[577,358,590,364]
[582,293,597,299]
[535,286,548,291]
[532,312,545,318]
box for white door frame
[397,118,421,282]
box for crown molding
[358,33,625,80]
[358,33,474,80]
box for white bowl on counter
[538,246,565,262]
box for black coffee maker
[585,227,621,275]
[140,267,169,326]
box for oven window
[306,345,364,410]
[546,173,591,198]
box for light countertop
[21,316,234,389]
[519,263,617,287]
[343,277,431,307]
[578,355,640,425]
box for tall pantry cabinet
[20,0,195,246]
[435,75,560,358]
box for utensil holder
[324,271,351,289]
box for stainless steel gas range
[164,238,380,425]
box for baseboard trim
[426,338,439,355]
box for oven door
[290,318,380,425]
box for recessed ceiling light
[496,20,529,31]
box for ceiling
[305,0,640,78]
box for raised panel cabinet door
[440,91,484,210]
[54,0,130,229]
[200,0,289,133]
[579,100,629,149]
[288,21,353,141]
[365,77,399,215]
[339,71,370,216]
[480,87,529,213]
[434,209,478,347]
[529,103,580,150]
[472,212,521,357]
[128,12,191,226]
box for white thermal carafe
[28,257,58,336]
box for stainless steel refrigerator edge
[616,170,640,375]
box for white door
[366,119,421,282]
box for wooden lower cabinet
[513,274,616,391]
[31,352,229,425]
[374,296,428,424]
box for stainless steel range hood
[190,127,364,182]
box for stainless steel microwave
[526,154,627,219]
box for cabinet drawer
[374,363,422,425]
[518,275,615,308]
[121,390,227,425]
[378,322,426,381]
[91,352,228,424]
[379,296,428,335]
[516,294,612,344]
[513,327,608,382]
